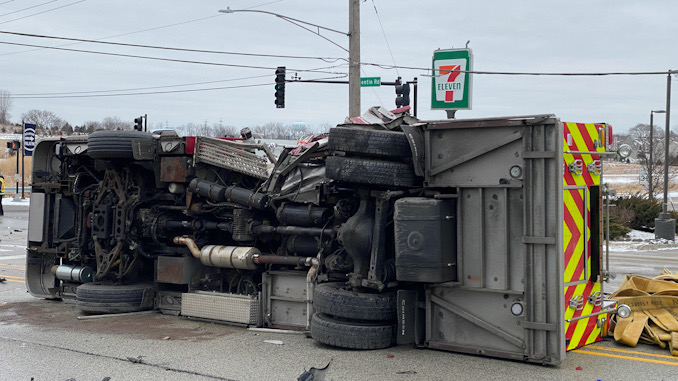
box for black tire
[87,130,154,159]
[328,127,411,159]
[76,283,155,314]
[313,282,396,321]
[325,156,417,187]
[311,313,395,350]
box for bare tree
[627,123,678,199]
[101,116,131,130]
[22,109,64,136]
[0,89,12,124]
[212,123,237,138]
[314,122,334,133]
[252,122,291,139]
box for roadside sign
[360,77,381,87]
[23,123,36,157]
[431,48,473,110]
[639,167,648,184]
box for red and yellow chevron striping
[563,122,608,351]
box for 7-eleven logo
[439,65,461,101]
[434,58,467,103]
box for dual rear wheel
[311,282,396,350]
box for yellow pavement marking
[2,278,24,284]
[1,274,25,280]
[574,349,678,366]
[586,345,678,360]
[0,263,25,269]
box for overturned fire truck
[25,111,631,365]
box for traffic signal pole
[290,78,418,117]
[21,140,24,199]
[14,140,19,200]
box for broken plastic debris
[576,366,583,370]
[126,356,145,364]
[386,354,395,358]
[264,340,284,345]
[298,358,332,381]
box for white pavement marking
[0,255,27,261]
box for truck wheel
[87,130,154,159]
[325,156,417,187]
[311,313,395,350]
[76,283,155,314]
[328,127,411,159]
[313,282,396,321]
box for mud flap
[397,289,425,345]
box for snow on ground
[5,198,30,206]
[605,174,641,185]
[608,229,678,252]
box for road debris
[76,310,158,320]
[263,339,284,345]
[298,358,332,381]
[126,355,145,364]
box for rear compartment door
[424,116,564,365]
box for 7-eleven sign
[432,49,473,110]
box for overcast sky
[0,0,676,133]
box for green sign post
[431,49,473,110]
[360,77,381,87]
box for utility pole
[348,0,361,117]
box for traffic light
[395,78,410,107]
[134,116,143,131]
[275,66,286,108]
[6,140,20,151]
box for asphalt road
[2,204,678,381]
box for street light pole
[348,0,361,117]
[219,6,359,117]
[649,109,666,199]
[655,70,676,240]
[663,72,673,214]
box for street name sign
[360,77,381,87]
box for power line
[370,0,399,78]
[0,30,345,62]
[0,15,226,57]
[11,82,272,99]
[0,40,348,74]
[0,0,285,57]
[10,75,346,99]
[0,0,57,17]
[0,0,85,25]
[12,74,273,96]
[359,61,676,76]
[1,32,671,79]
